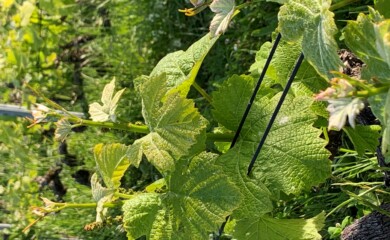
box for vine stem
[247,53,305,175]
[67,117,150,134]
[193,82,213,103]
[114,192,136,199]
[350,86,390,98]
[44,202,119,213]
[329,0,360,11]
[65,116,235,142]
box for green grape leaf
[122,152,241,239]
[292,60,329,118]
[213,75,331,198]
[216,142,274,218]
[234,212,325,240]
[271,39,302,87]
[130,74,208,174]
[278,0,342,79]
[375,0,390,18]
[343,9,390,81]
[149,33,218,98]
[89,78,125,122]
[126,141,143,167]
[122,193,170,240]
[343,125,381,156]
[209,0,236,37]
[249,38,301,87]
[249,41,274,79]
[94,143,131,189]
[212,75,257,131]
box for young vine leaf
[54,118,72,142]
[149,33,218,98]
[343,125,381,156]
[343,8,390,81]
[234,212,325,240]
[327,98,365,131]
[122,152,241,240]
[276,0,342,79]
[94,143,131,190]
[89,78,125,122]
[91,173,114,223]
[128,74,208,174]
[209,0,236,37]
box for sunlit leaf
[129,74,208,174]
[89,78,125,122]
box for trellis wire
[247,52,304,175]
[230,33,282,148]
[216,40,305,238]
[216,33,281,238]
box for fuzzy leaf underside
[130,74,208,174]
[93,143,131,189]
[343,125,381,156]
[343,10,390,81]
[209,0,236,37]
[150,33,218,97]
[122,153,241,240]
[234,212,325,240]
[213,75,331,200]
[91,173,113,223]
[278,0,342,79]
